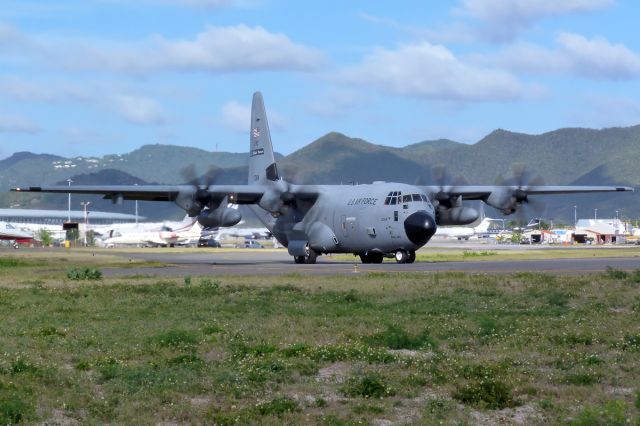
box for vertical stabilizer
[248,92,279,185]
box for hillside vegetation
[1,126,638,222]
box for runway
[103,249,640,277]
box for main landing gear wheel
[294,244,318,264]
[395,250,408,264]
[407,250,416,264]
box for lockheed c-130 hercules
[12,92,634,264]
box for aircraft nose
[404,211,437,246]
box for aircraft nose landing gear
[395,250,416,264]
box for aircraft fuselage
[265,182,437,259]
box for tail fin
[248,91,279,185]
[474,218,492,233]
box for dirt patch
[470,403,541,425]
[46,409,79,426]
[190,397,211,407]
[204,346,227,362]
[316,362,351,384]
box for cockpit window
[384,191,404,205]
[402,195,411,203]
[421,194,429,202]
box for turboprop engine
[436,206,479,226]
[197,207,242,228]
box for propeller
[492,164,547,224]
[257,163,313,216]
[175,164,222,217]
[430,165,469,208]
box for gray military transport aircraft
[12,92,634,264]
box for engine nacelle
[197,207,242,228]
[436,206,479,226]
[485,189,517,215]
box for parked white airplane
[99,217,202,247]
[203,226,271,241]
[0,221,34,247]
[434,217,505,240]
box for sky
[1,0,640,158]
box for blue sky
[1,0,640,158]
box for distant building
[0,208,144,225]
[574,218,627,244]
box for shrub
[453,379,519,409]
[255,397,300,416]
[341,372,395,398]
[0,392,33,425]
[67,267,102,280]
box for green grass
[0,267,640,423]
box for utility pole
[81,201,91,246]
[574,205,577,227]
[134,183,139,225]
[66,178,73,222]
[594,208,598,220]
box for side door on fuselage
[380,190,404,242]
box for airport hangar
[0,208,143,225]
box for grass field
[1,251,640,424]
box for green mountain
[1,126,638,222]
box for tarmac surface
[103,248,640,277]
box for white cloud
[110,94,167,125]
[339,42,524,102]
[455,0,614,42]
[557,32,640,79]
[219,100,250,132]
[52,25,324,75]
[0,78,91,103]
[474,33,640,80]
[218,99,286,133]
[0,113,41,134]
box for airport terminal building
[0,209,143,225]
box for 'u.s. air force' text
[347,197,378,206]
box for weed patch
[571,400,630,426]
[150,329,199,350]
[255,397,300,416]
[453,379,519,409]
[67,267,102,280]
[341,371,395,398]
[463,250,497,257]
[364,324,437,350]
[0,390,33,425]
[605,266,628,280]
[0,258,30,268]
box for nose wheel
[395,250,416,264]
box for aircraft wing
[421,185,634,200]
[11,184,269,204]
